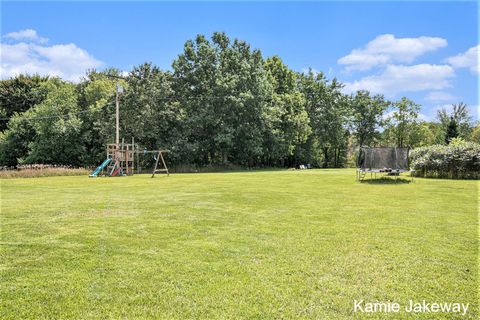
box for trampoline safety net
[357,147,409,170]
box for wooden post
[115,83,119,145]
[137,146,141,174]
[132,137,135,175]
[151,150,170,178]
[160,152,169,177]
[151,151,160,178]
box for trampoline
[356,147,414,182]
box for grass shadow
[361,177,412,184]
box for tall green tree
[0,76,70,166]
[0,113,36,166]
[26,80,84,165]
[349,90,389,147]
[121,63,186,164]
[0,74,50,131]
[172,32,271,166]
[263,56,311,166]
[299,70,349,167]
[405,121,444,147]
[384,97,420,148]
[76,69,121,165]
[437,102,473,141]
[445,116,459,144]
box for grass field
[1,169,478,319]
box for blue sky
[1,1,478,120]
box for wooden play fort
[89,140,169,178]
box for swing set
[89,139,169,178]
[138,148,170,178]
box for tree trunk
[333,148,337,168]
[323,147,329,168]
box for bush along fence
[0,164,89,178]
[410,139,480,179]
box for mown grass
[0,169,477,319]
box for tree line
[0,32,478,169]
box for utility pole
[116,81,120,145]
[106,74,125,146]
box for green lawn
[1,169,478,319]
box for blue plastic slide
[89,158,112,177]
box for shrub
[410,138,480,179]
[0,165,89,179]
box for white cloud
[3,29,48,44]
[421,103,479,122]
[338,34,447,71]
[0,30,103,82]
[416,103,454,122]
[343,64,455,97]
[417,113,432,121]
[424,91,458,102]
[445,45,479,74]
